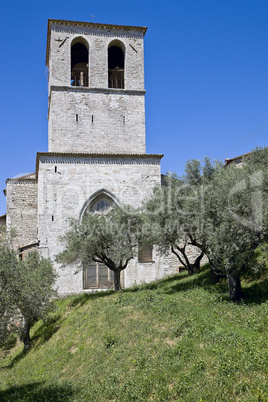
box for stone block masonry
[6,174,38,251]
[48,88,146,154]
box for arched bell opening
[71,39,89,87]
[108,41,125,89]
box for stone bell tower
[46,19,147,154]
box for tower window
[108,44,124,89]
[71,41,89,87]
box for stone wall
[48,88,145,153]
[37,153,168,295]
[6,174,38,251]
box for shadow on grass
[3,348,30,369]
[31,314,61,344]
[163,268,268,304]
[2,314,63,369]
[0,381,76,402]
[158,268,228,295]
[68,289,116,307]
[242,277,268,305]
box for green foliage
[0,265,267,401]
[57,206,142,291]
[200,147,268,299]
[144,158,222,275]
[145,148,268,300]
[0,233,57,350]
[15,253,57,323]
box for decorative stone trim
[36,152,163,173]
[6,179,37,184]
[50,85,146,96]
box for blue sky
[0,0,267,215]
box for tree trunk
[188,263,199,276]
[113,270,122,292]
[227,271,243,301]
[21,318,32,351]
[172,245,203,276]
[188,252,204,275]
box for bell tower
[46,19,147,154]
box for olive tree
[57,206,141,292]
[144,158,221,276]
[201,148,268,300]
[0,234,57,350]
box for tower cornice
[46,19,147,66]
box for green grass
[0,260,267,401]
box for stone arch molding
[71,36,89,49]
[79,189,121,222]
[108,39,126,53]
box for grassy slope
[0,259,267,401]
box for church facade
[5,19,189,295]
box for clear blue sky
[0,0,267,215]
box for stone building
[4,19,200,295]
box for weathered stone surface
[6,176,38,251]
[48,88,146,154]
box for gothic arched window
[108,41,125,89]
[82,191,119,289]
[71,39,89,87]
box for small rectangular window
[84,262,114,289]
[55,166,57,173]
[52,215,54,221]
[92,115,94,123]
[76,114,78,122]
[138,244,153,263]
[123,116,125,124]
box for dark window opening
[138,244,153,263]
[76,114,78,122]
[71,42,89,87]
[52,215,54,221]
[92,115,94,123]
[108,46,124,89]
[55,166,57,173]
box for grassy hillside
[0,260,267,401]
